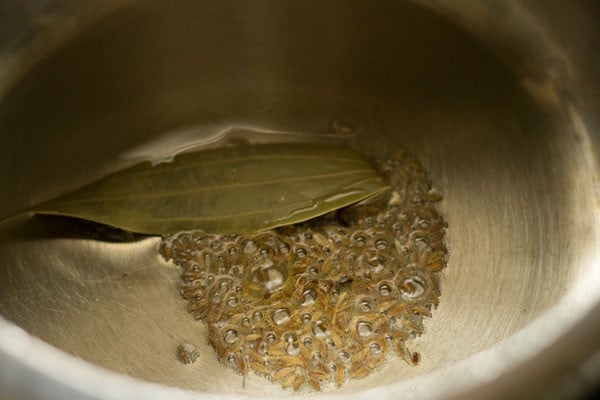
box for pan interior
[0,0,598,397]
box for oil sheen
[159,149,448,391]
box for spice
[160,150,448,390]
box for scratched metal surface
[0,1,599,399]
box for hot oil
[159,139,448,391]
[119,123,351,166]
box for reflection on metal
[0,1,599,399]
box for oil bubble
[271,308,291,325]
[379,283,392,296]
[370,342,382,355]
[243,240,258,254]
[303,337,313,347]
[278,242,290,253]
[302,289,316,306]
[285,333,300,355]
[224,329,239,344]
[338,351,350,362]
[399,276,427,300]
[262,266,286,292]
[295,247,307,258]
[375,239,388,250]
[359,299,373,312]
[265,332,276,344]
[313,321,328,338]
[302,313,313,323]
[226,297,238,307]
[354,235,366,247]
[356,321,373,337]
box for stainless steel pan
[0,1,599,399]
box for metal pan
[0,1,599,399]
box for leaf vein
[54,169,376,204]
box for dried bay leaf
[10,143,388,235]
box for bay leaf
[12,143,388,235]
